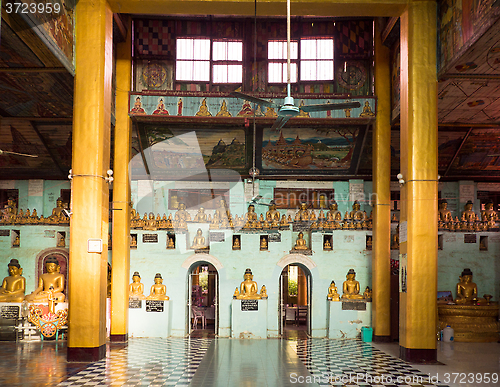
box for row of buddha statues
[1,197,70,225]
[131,200,374,232]
[438,200,499,231]
[129,271,170,300]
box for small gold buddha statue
[391,213,398,222]
[327,202,342,221]
[130,235,137,248]
[233,236,241,250]
[57,234,65,247]
[271,214,280,228]
[167,235,175,249]
[233,287,240,298]
[235,268,262,299]
[327,280,340,301]
[391,225,399,250]
[439,200,452,223]
[260,285,268,298]
[13,235,20,247]
[363,286,372,300]
[455,268,480,304]
[129,271,146,300]
[191,228,207,249]
[318,210,326,222]
[350,201,365,222]
[3,197,17,223]
[0,259,26,302]
[25,256,66,302]
[280,214,289,227]
[48,197,67,224]
[146,273,170,300]
[481,200,498,222]
[244,204,258,223]
[293,232,309,250]
[461,200,476,223]
[366,235,372,250]
[341,269,364,299]
[260,236,268,250]
[144,212,158,230]
[295,202,310,222]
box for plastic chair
[192,306,206,329]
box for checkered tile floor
[58,338,211,386]
[290,339,450,387]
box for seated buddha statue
[215,198,231,222]
[266,202,279,221]
[235,268,262,299]
[327,280,340,301]
[439,200,452,223]
[350,201,365,222]
[146,273,170,300]
[3,197,17,223]
[144,212,158,230]
[175,202,191,222]
[260,236,268,250]
[293,232,308,250]
[191,228,207,249]
[260,285,268,298]
[341,269,364,299]
[244,204,258,227]
[324,237,332,250]
[25,256,66,302]
[129,271,146,300]
[294,202,310,222]
[363,286,372,300]
[0,259,26,302]
[193,207,208,222]
[481,200,498,222]
[233,236,241,249]
[455,268,479,304]
[461,200,476,222]
[48,197,66,223]
[167,235,175,249]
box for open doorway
[279,264,311,339]
[188,263,218,338]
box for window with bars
[176,38,243,83]
[268,38,334,83]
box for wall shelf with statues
[11,230,20,248]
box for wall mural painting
[137,125,246,177]
[261,127,360,171]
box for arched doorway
[188,262,218,337]
[279,264,312,339]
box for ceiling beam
[0,68,68,73]
[28,121,69,177]
[442,127,474,177]
[135,122,151,176]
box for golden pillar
[372,18,392,341]
[399,1,438,362]
[68,0,113,362]
[110,17,132,342]
[298,268,307,306]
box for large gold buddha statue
[295,202,311,222]
[350,201,365,222]
[293,232,309,250]
[461,200,476,222]
[25,256,65,302]
[235,268,262,299]
[0,259,26,302]
[439,200,452,222]
[193,207,208,222]
[266,202,279,221]
[327,202,342,221]
[341,269,364,299]
[3,197,17,223]
[146,273,170,300]
[481,200,498,222]
[129,271,146,300]
[48,197,67,223]
[455,268,479,304]
[175,202,191,222]
[191,228,207,249]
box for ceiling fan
[0,149,38,158]
[231,0,361,131]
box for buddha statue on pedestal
[48,197,66,224]
[193,207,208,222]
[167,235,175,249]
[260,285,268,298]
[293,232,308,250]
[3,197,17,223]
[235,268,262,299]
[191,228,207,249]
[327,202,342,222]
[0,259,26,302]
[363,286,372,300]
[175,202,191,222]
[260,236,268,250]
[266,202,279,222]
[327,280,340,301]
[129,271,146,300]
[25,256,65,302]
[455,268,478,304]
[146,273,169,300]
[233,236,241,250]
[144,212,157,230]
[341,269,364,299]
[324,237,332,250]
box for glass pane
[316,61,334,80]
[176,60,193,80]
[193,39,210,60]
[317,39,334,59]
[268,62,282,83]
[283,63,297,83]
[193,61,210,81]
[213,41,225,61]
[227,41,243,61]
[227,64,242,82]
[213,65,227,83]
[268,41,297,59]
[301,40,316,59]
[176,39,193,60]
[300,61,315,81]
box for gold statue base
[438,303,499,342]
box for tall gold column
[372,18,391,342]
[68,0,113,362]
[110,18,132,343]
[399,1,438,362]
